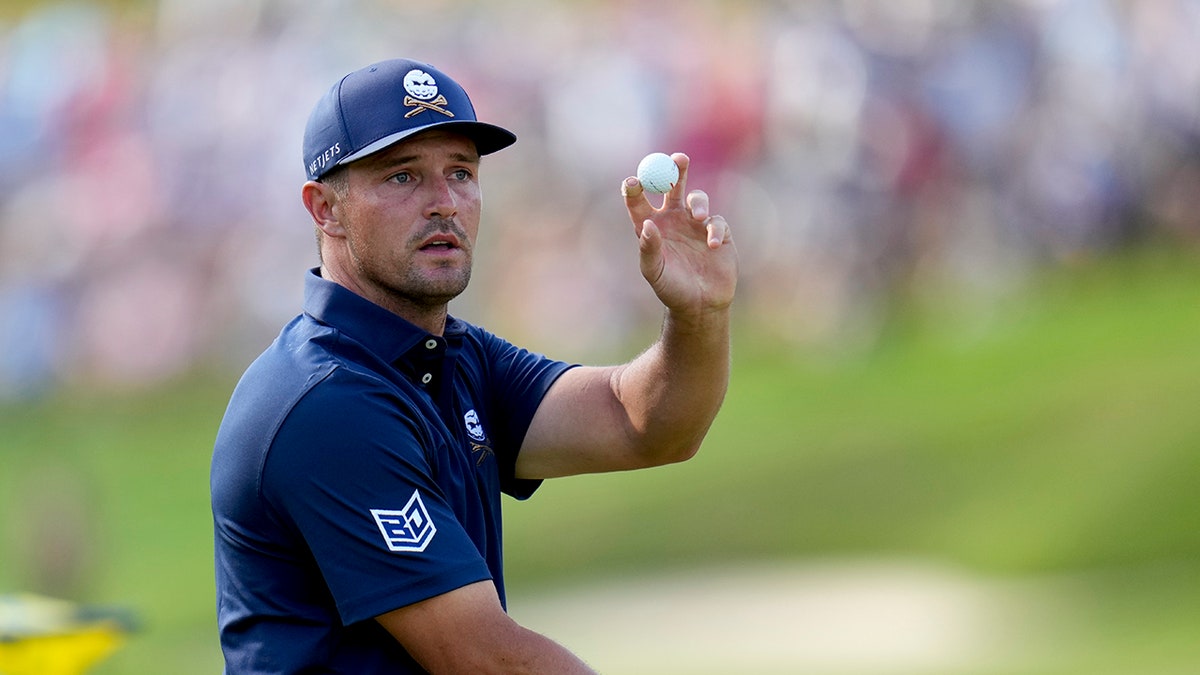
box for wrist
[663,302,732,337]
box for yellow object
[0,626,125,675]
[0,594,134,675]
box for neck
[319,264,449,336]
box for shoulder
[450,318,575,383]
[448,319,506,360]
[214,316,427,487]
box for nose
[423,176,458,220]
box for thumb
[638,218,664,284]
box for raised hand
[621,153,738,320]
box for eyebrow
[372,149,481,170]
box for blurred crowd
[1,0,1198,397]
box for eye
[451,168,473,182]
[387,171,413,184]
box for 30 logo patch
[371,490,437,553]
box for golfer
[211,57,737,673]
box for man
[211,57,737,673]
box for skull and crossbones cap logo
[303,58,517,181]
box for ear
[302,180,345,237]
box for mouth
[418,234,461,252]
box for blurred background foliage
[1,0,1199,673]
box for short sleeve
[468,328,577,499]
[263,369,492,625]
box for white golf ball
[636,152,679,194]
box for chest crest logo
[464,409,487,442]
[465,409,495,466]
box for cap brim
[337,121,517,168]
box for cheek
[458,187,483,237]
[457,181,482,209]
[339,210,388,260]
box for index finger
[622,176,655,235]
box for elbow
[672,439,704,464]
[619,400,721,470]
[639,437,703,469]
[634,418,718,468]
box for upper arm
[375,580,516,670]
[515,327,725,480]
[376,580,594,673]
[515,364,648,479]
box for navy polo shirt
[211,269,575,674]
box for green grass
[2,246,1199,673]
[0,375,229,673]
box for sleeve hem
[336,562,493,625]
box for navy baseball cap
[303,58,517,181]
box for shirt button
[424,339,438,350]
[421,373,433,384]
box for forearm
[415,626,595,674]
[486,626,598,675]
[377,581,597,674]
[612,305,732,465]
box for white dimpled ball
[636,152,679,194]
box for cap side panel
[335,74,354,167]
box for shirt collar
[302,268,465,364]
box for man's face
[333,130,482,313]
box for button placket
[416,337,441,388]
